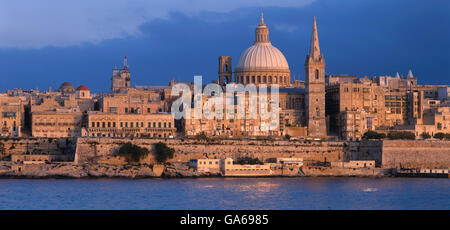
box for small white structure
[331,160,375,168]
[276,158,303,167]
[189,159,221,172]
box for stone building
[85,112,176,138]
[111,55,131,93]
[100,88,168,114]
[338,109,377,140]
[32,110,83,137]
[0,95,23,137]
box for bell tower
[305,16,326,137]
[218,56,232,86]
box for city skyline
[1,0,450,92]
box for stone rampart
[74,137,346,165]
[0,137,76,161]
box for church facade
[207,14,327,137]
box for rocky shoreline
[0,161,394,179]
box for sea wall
[74,137,346,164]
[380,140,450,168]
[349,140,450,169]
[0,137,76,161]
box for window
[315,69,319,80]
[108,122,111,127]
[168,123,171,128]
[158,122,161,128]
[102,122,105,128]
[125,108,128,113]
[141,122,144,127]
[148,122,151,128]
[147,108,151,113]
[164,122,167,128]
[91,122,95,127]
[113,122,116,127]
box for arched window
[224,64,228,72]
[315,69,319,80]
[263,76,267,83]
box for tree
[420,132,431,139]
[387,131,416,140]
[433,132,450,140]
[362,130,386,139]
[154,142,175,163]
[284,134,291,140]
[196,132,208,140]
[234,157,263,165]
[118,142,149,163]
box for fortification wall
[74,138,346,164]
[349,140,450,169]
[381,140,450,168]
[0,138,75,160]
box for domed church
[216,14,327,137]
[231,13,291,87]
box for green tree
[118,142,149,163]
[235,157,263,165]
[154,142,175,163]
[362,130,386,139]
[433,132,450,140]
[284,134,291,140]
[387,131,416,140]
[196,132,208,140]
[420,132,431,139]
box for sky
[1,0,449,92]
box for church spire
[309,16,321,60]
[123,54,128,70]
[260,12,264,25]
[407,69,414,78]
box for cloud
[0,0,315,49]
[273,24,298,32]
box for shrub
[284,134,291,140]
[196,132,208,140]
[118,142,149,163]
[154,142,175,163]
[362,130,386,139]
[387,131,416,140]
[433,132,450,140]
[420,132,431,139]
[234,157,263,165]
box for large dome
[236,43,289,72]
[233,13,291,87]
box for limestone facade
[85,112,176,138]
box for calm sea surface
[0,177,448,210]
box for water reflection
[0,178,448,209]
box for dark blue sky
[1,0,449,92]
